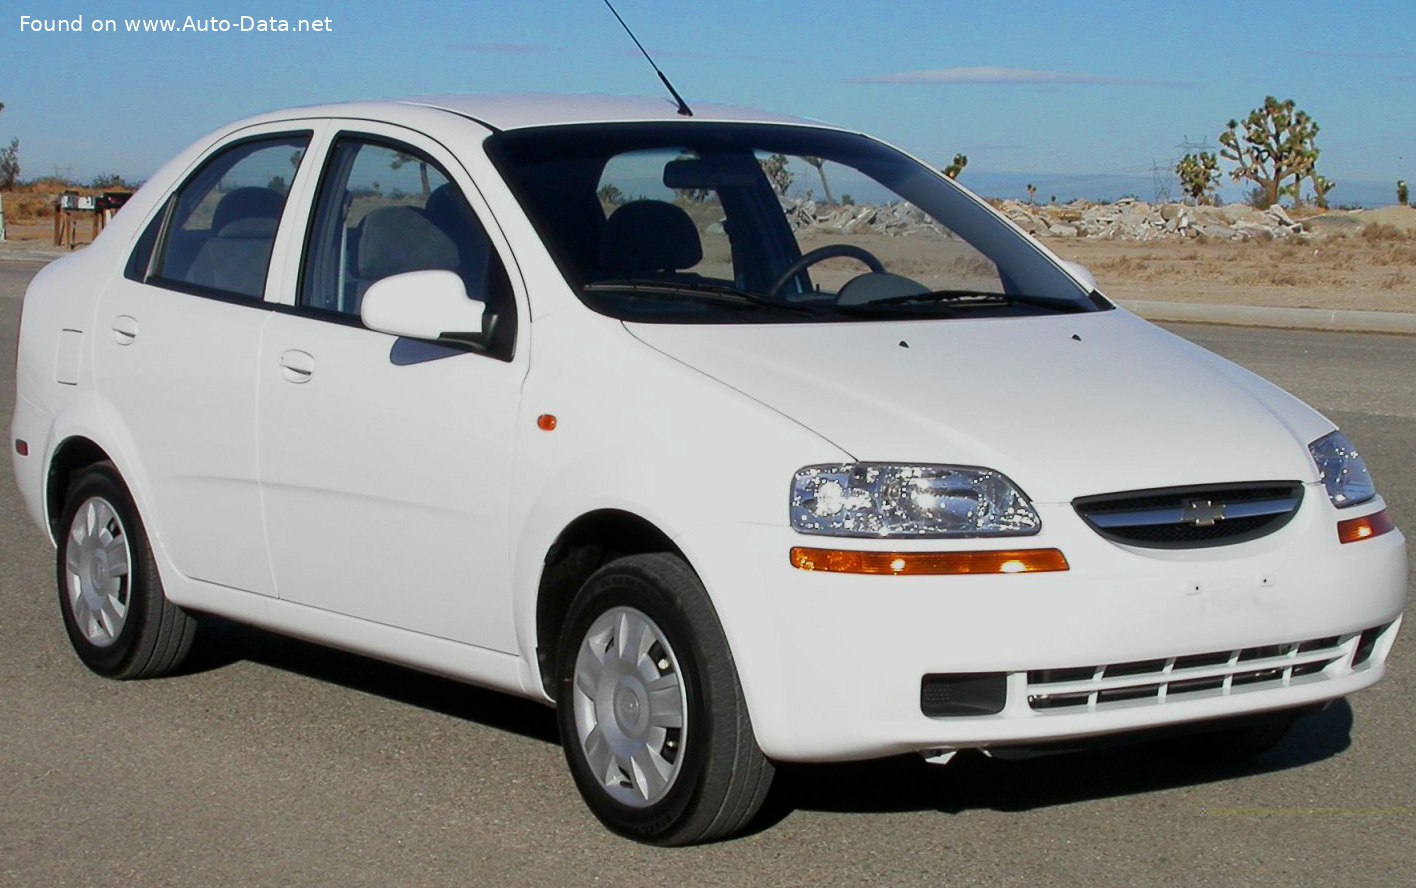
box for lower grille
[1026,627,1384,714]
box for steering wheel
[767,244,885,299]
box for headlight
[791,463,1041,537]
[1309,430,1376,508]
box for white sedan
[10,96,1406,844]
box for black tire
[555,553,774,845]
[55,462,196,679]
[1150,710,1301,765]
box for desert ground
[795,203,1416,315]
[1051,223,1416,314]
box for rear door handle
[278,349,315,383]
[111,315,139,345]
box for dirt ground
[795,217,1416,314]
[1050,233,1415,313]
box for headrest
[211,187,285,233]
[356,206,459,280]
[598,200,703,275]
[216,217,278,239]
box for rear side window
[143,134,310,300]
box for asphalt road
[2,259,1413,887]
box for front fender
[507,310,849,702]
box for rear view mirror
[663,156,760,190]
[360,270,485,344]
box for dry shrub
[1,191,57,221]
[1371,244,1416,267]
[1232,266,1303,287]
[1361,223,1408,242]
[1379,270,1410,290]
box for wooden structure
[54,191,132,248]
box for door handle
[278,349,315,384]
[111,315,139,345]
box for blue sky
[3,0,1413,205]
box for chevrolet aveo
[10,96,1407,844]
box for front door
[257,126,524,650]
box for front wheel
[56,463,197,679]
[556,553,773,845]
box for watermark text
[19,14,334,34]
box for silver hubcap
[64,497,132,648]
[572,606,687,808]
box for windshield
[487,123,1104,323]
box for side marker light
[1337,509,1395,544]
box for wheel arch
[46,436,116,542]
[533,508,687,697]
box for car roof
[244,94,828,133]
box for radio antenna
[602,0,693,117]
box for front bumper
[685,493,1407,762]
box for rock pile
[994,198,1307,241]
[783,198,948,237]
[782,196,1313,242]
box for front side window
[148,134,309,299]
[299,136,514,357]
[489,123,1100,324]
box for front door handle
[278,349,315,384]
[111,315,139,345]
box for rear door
[93,126,316,596]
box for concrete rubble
[782,196,1316,242]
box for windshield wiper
[584,280,819,314]
[842,289,1084,313]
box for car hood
[625,309,1332,503]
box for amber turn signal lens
[1337,509,1395,544]
[536,414,557,431]
[789,547,1069,575]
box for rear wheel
[56,463,196,679]
[556,553,773,845]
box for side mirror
[360,270,485,343]
[1058,260,1097,292]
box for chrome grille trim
[1073,482,1304,548]
[1087,496,1299,529]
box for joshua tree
[1399,180,1410,206]
[1310,174,1335,210]
[390,151,431,199]
[1026,183,1037,205]
[0,101,18,190]
[1218,96,1325,209]
[1175,152,1220,204]
[597,183,626,206]
[802,156,835,204]
[759,154,793,197]
[943,153,968,180]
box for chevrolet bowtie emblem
[1182,499,1226,527]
